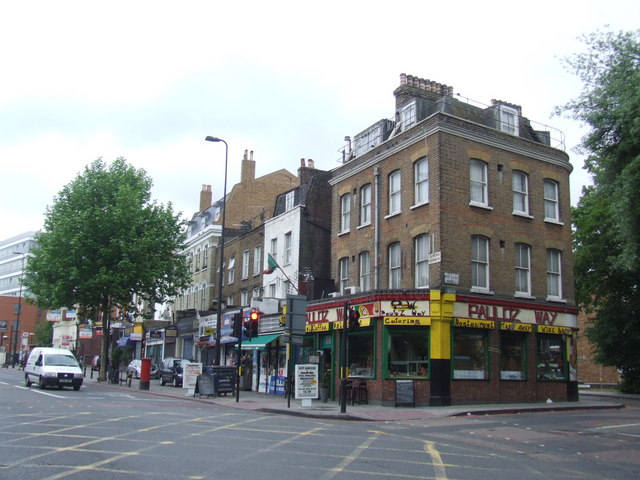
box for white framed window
[499,105,519,135]
[339,257,349,294]
[389,242,401,289]
[284,232,292,265]
[470,159,489,207]
[544,180,561,223]
[354,125,383,157]
[268,283,276,297]
[228,257,235,284]
[226,295,234,307]
[400,101,416,131]
[241,290,249,306]
[360,184,371,226]
[252,287,262,299]
[340,194,351,233]
[359,251,370,291]
[195,249,201,272]
[512,171,530,216]
[242,250,250,279]
[546,249,562,300]
[200,285,206,311]
[415,234,430,288]
[414,157,429,206]
[471,235,490,292]
[515,243,531,296]
[270,238,278,257]
[202,244,209,269]
[285,191,295,212]
[253,245,262,276]
[388,170,401,215]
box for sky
[1,0,638,241]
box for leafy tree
[33,320,53,347]
[23,158,190,381]
[556,29,640,392]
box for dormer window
[200,216,207,229]
[285,191,295,212]
[400,102,417,131]
[354,125,382,157]
[499,105,519,135]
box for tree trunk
[98,297,110,382]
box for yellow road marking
[424,441,448,480]
[320,434,377,479]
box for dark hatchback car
[159,357,190,387]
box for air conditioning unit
[328,292,341,298]
[344,286,361,295]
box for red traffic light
[247,310,260,339]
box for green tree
[556,29,640,392]
[23,158,190,381]
[33,320,53,347]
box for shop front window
[348,332,374,378]
[387,329,429,378]
[453,329,488,379]
[500,332,526,380]
[536,334,565,380]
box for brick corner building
[306,74,577,406]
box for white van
[24,347,84,391]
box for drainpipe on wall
[374,166,381,289]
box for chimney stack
[200,184,212,212]
[241,149,256,184]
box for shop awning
[241,333,282,350]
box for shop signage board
[47,310,62,321]
[295,364,318,401]
[455,301,577,327]
[395,379,415,407]
[183,362,202,393]
[500,322,533,332]
[384,317,430,326]
[195,374,215,397]
[453,318,495,329]
[537,325,573,335]
[78,328,93,339]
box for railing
[337,94,566,163]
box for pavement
[80,370,631,422]
[4,366,630,421]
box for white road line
[593,422,640,430]
[31,390,66,398]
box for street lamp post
[11,252,26,368]
[205,136,228,366]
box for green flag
[263,253,278,274]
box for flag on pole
[263,253,278,274]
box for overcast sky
[1,1,638,241]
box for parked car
[126,359,160,379]
[159,357,190,387]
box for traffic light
[232,313,242,338]
[348,306,360,330]
[248,311,260,339]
